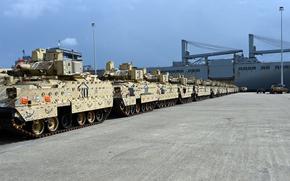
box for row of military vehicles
[0,48,239,138]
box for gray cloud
[0,0,289,68]
[3,0,61,19]
[61,38,78,47]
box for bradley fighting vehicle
[0,48,113,137]
[102,61,156,116]
[168,75,194,104]
[0,48,239,139]
[102,61,167,116]
[146,69,179,108]
[102,61,198,116]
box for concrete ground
[0,93,290,181]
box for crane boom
[187,50,243,59]
[254,48,290,55]
[181,39,243,64]
[249,34,290,58]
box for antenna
[91,22,96,75]
[58,40,61,48]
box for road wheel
[76,113,86,126]
[135,103,141,114]
[32,120,45,136]
[96,110,104,123]
[130,105,136,115]
[118,100,126,112]
[123,106,130,116]
[60,114,72,129]
[103,108,111,120]
[141,104,146,112]
[118,100,130,116]
[87,111,95,124]
[145,103,150,111]
[46,117,59,133]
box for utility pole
[279,6,284,86]
[91,22,96,75]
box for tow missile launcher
[0,48,113,137]
[102,61,157,116]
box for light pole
[279,6,284,86]
[91,22,96,75]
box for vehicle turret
[146,69,169,83]
[0,48,113,137]
[9,48,83,78]
[103,61,145,81]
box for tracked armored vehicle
[146,69,179,108]
[102,61,158,116]
[0,48,113,137]
[169,75,194,104]
[0,48,239,139]
[193,79,212,100]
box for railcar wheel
[87,111,95,124]
[47,117,59,132]
[96,110,104,123]
[32,120,45,136]
[60,114,72,129]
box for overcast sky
[0,0,289,68]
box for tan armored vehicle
[0,48,113,137]
[194,79,212,99]
[270,84,289,94]
[210,81,222,98]
[102,61,158,116]
[0,47,240,139]
[169,75,194,104]
[148,70,179,107]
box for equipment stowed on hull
[0,48,113,138]
[101,61,159,116]
[0,48,239,138]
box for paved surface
[0,93,290,181]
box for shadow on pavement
[0,130,28,145]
